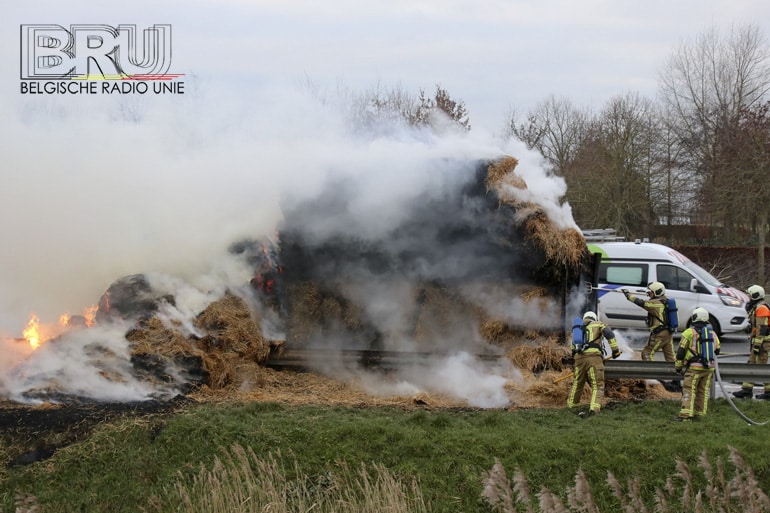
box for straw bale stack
[485,156,588,285]
[125,317,208,392]
[192,293,272,390]
[194,293,270,362]
[123,292,274,393]
[505,338,570,374]
[276,155,590,350]
[412,283,476,349]
[284,282,373,347]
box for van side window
[656,264,694,291]
[599,263,647,287]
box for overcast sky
[5,1,770,131]
[2,0,770,336]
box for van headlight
[719,294,742,307]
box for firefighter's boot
[732,388,754,399]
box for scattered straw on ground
[185,335,679,412]
[190,367,470,410]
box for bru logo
[21,24,173,80]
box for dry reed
[482,446,770,513]
[13,493,41,513]
[160,444,428,513]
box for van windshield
[682,260,722,287]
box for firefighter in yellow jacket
[567,311,621,417]
[674,307,720,421]
[622,282,675,362]
[733,284,770,399]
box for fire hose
[713,357,769,426]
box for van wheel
[709,316,722,337]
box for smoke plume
[0,82,579,406]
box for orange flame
[84,305,98,327]
[20,305,99,350]
[22,314,42,349]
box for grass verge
[2,398,770,512]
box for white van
[586,241,750,335]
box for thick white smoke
[0,80,579,406]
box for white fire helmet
[583,311,597,322]
[648,281,666,298]
[747,284,765,301]
[691,307,709,323]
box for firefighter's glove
[714,347,720,356]
[752,343,762,356]
[675,367,684,375]
[612,349,621,359]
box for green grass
[2,398,770,512]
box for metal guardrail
[605,359,770,383]
[267,349,770,384]
[266,348,502,369]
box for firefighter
[622,282,676,363]
[733,284,770,399]
[567,311,621,417]
[674,307,720,421]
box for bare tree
[658,24,770,241]
[506,95,587,175]
[411,84,471,131]
[347,80,420,129]
[345,82,470,133]
[564,92,661,237]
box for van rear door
[595,261,649,328]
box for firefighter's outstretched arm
[621,289,645,307]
